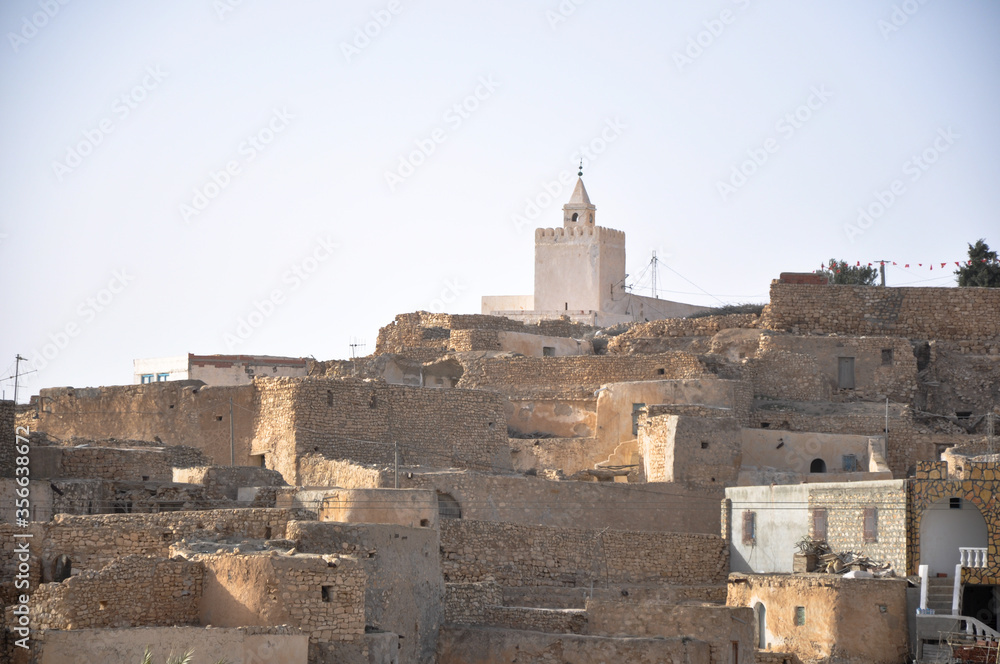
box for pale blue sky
[2,0,998,399]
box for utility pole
[13,354,25,405]
[651,251,658,299]
[394,441,399,489]
[875,260,888,287]
[988,410,996,455]
[229,397,235,466]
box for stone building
[133,353,311,386]
[482,178,708,325]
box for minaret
[563,161,596,227]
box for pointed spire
[578,159,584,177]
[568,177,592,206]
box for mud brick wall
[29,555,202,630]
[252,378,512,484]
[458,352,708,398]
[808,481,909,573]
[440,519,728,588]
[762,283,1000,341]
[638,413,741,488]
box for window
[838,357,856,389]
[631,403,646,436]
[742,511,756,545]
[812,508,828,541]
[701,441,710,449]
[794,606,806,626]
[571,213,579,221]
[156,373,170,382]
[141,374,154,384]
[950,497,962,510]
[881,349,893,366]
[842,454,858,472]
[542,346,555,357]
[863,507,878,543]
[437,492,462,519]
[321,586,333,602]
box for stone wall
[30,555,202,630]
[727,574,909,664]
[440,519,728,588]
[172,465,286,499]
[197,552,365,645]
[287,520,442,664]
[745,335,918,403]
[639,411,742,488]
[809,481,909,573]
[436,625,712,664]
[0,400,15,477]
[252,378,513,484]
[28,382,258,467]
[762,283,1000,341]
[749,400,922,477]
[397,470,722,534]
[607,314,760,354]
[444,581,503,625]
[458,352,709,399]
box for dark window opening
[631,403,646,436]
[571,212,579,221]
[701,441,709,449]
[327,390,333,406]
[812,508,828,541]
[158,501,184,512]
[321,586,333,602]
[113,500,132,514]
[216,415,223,421]
[956,411,973,419]
[420,519,430,527]
[881,349,893,366]
[950,497,962,509]
[542,346,555,357]
[656,368,665,375]
[264,526,272,539]
[760,422,770,429]
[141,475,149,481]
[437,492,462,519]
[810,458,826,473]
[564,302,568,311]
[838,357,856,389]
[863,507,878,543]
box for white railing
[960,547,987,568]
[916,614,1000,640]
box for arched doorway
[810,458,826,473]
[755,601,767,649]
[437,492,462,519]
[919,497,988,576]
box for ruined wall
[727,574,909,664]
[29,382,257,467]
[398,470,722,534]
[607,314,759,354]
[436,625,712,664]
[440,519,728,587]
[30,555,202,630]
[288,520,443,664]
[197,552,365,645]
[762,283,1000,340]
[444,581,504,625]
[745,335,918,403]
[458,352,708,399]
[639,412,742,488]
[921,341,1000,417]
[252,378,512,484]
[172,466,286,499]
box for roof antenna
[578,159,584,177]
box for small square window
[701,441,709,449]
[156,373,170,382]
[216,415,223,421]
[141,374,154,384]
[542,346,555,357]
[950,498,962,509]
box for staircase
[926,577,958,615]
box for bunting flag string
[818,258,1000,274]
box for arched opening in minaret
[571,213,578,222]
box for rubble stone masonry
[440,519,728,588]
[763,283,1000,341]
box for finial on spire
[578,159,583,178]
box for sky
[1,0,998,401]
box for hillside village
[3,180,1000,664]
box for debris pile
[795,538,896,577]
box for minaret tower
[563,161,597,227]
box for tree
[820,259,878,286]
[955,239,1000,287]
